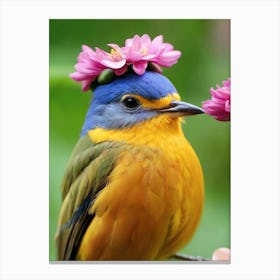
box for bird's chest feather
[82,116,204,259]
[88,116,203,211]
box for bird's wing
[55,134,125,260]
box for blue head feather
[81,71,177,136]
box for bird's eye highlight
[121,96,141,111]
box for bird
[55,70,204,261]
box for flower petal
[140,34,152,48]
[70,72,91,81]
[81,78,95,92]
[131,35,141,51]
[101,59,126,69]
[114,65,127,76]
[152,35,163,46]
[132,61,148,75]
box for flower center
[110,49,123,60]
[140,47,148,55]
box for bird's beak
[158,100,204,117]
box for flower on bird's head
[69,45,126,91]
[122,34,181,75]
[202,78,231,121]
[70,34,182,92]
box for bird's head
[81,71,203,136]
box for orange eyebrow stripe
[121,93,181,109]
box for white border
[1,0,279,279]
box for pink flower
[70,34,181,91]
[212,248,230,261]
[149,35,182,68]
[202,78,231,121]
[70,45,126,91]
[122,34,181,75]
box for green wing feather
[55,134,125,260]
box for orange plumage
[77,114,204,260]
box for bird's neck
[88,115,186,148]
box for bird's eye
[121,96,141,111]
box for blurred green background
[49,19,230,261]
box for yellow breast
[78,115,204,260]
